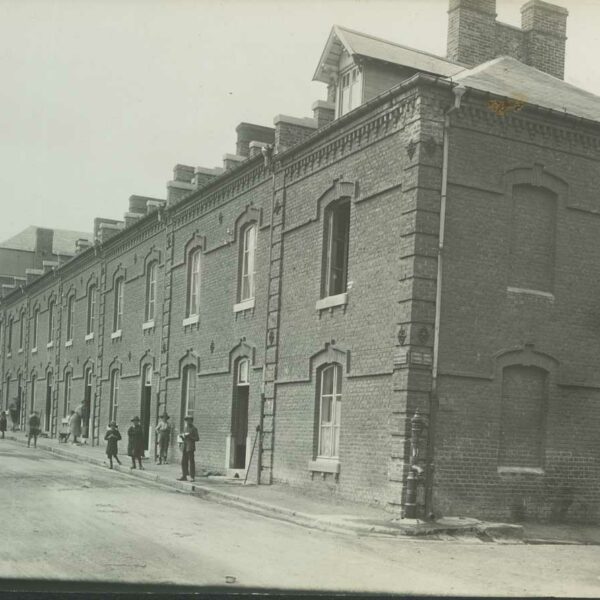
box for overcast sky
[0,0,598,243]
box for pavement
[5,431,600,546]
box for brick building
[2,0,599,523]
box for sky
[1,0,599,243]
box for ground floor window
[181,365,196,430]
[317,363,342,459]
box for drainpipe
[424,84,467,519]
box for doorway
[45,372,53,432]
[83,367,92,438]
[230,358,250,469]
[141,365,152,453]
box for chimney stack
[167,164,195,206]
[235,123,275,158]
[521,0,568,79]
[34,227,54,260]
[447,0,497,66]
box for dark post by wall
[34,228,54,263]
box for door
[141,365,152,453]
[230,358,249,469]
[45,373,53,432]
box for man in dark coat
[177,415,199,482]
[104,421,122,469]
[0,411,7,439]
[127,416,145,470]
[27,411,41,448]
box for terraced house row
[2,0,600,523]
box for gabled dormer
[313,25,464,119]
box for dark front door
[83,368,92,438]
[45,374,53,432]
[230,359,250,469]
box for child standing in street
[104,421,122,469]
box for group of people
[103,412,199,481]
[0,409,40,445]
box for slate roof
[313,25,465,83]
[452,56,600,123]
[0,226,92,255]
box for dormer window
[338,67,362,117]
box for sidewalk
[7,432,582,544]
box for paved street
[1,440,600,596]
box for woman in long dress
[68,408,82,444]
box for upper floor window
[113,277,124,332]
[18,312,25,350]
[322,199,350,298]
[31,309,39,349]
[338,67,362,117]
[186,251,201,317]
[87,284,96,335]
[7,317,13,352]
[145,262,158,322]
[66,295,75,342]
[109,370,120,423]
[317,363,342,459]
[239,224,256,302]
[47,300,55,343]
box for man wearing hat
[27,411,41,448]
[177,415,199,482]
[127,416,145,469]
[104,421,122,469]
[155,412,172,465]
[0,410,7,439]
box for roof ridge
[333,24,462,67]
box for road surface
[1,439,600,595]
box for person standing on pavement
[155,412,172,465]
[104,421,122,469]
[68,409,82,445]
[27,411,41,448]
[0,411,7,439]
[177,415,199,482]
[9,401,18,432]
[127,416,145,470]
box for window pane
[321,396,332,424]
[322,366,334,396]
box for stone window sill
[85,332,94,341]
[308,459,341,474]
[316,292,348,312]
[6,352,11,358]
[233,298,255,313]
[142,319,155,331]
[65,340,73,348]
[46,341,53,349]
[507,287,554,301]
[18,348,23,355]
[182,315,199,327]
[497,466,544,476]
[31,347,37,355]
[111,330,122,340]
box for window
[239,224,256,302]
[499,365,547,468]
[47,300,55,343]
[18,312,24,350]
[317,364,342,459]
[63,372,72,417]
[113,277,124,332]
[4,375,10,411]
[7,318,12,353]
[87,284,96,335]
[180,364,196,429]
[30,374,36,413]
[109,370,119,423]
[66,295,75,342]
[509,184,556,293]
[145,262,158,322]
[322,200,350,298]
[32,309,39,349]
[338,67,362,116]
[237,358,250,386]
[185,250,201,317]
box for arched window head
[145,262,158,322]
[316,363,342,459]
[113,277,124,332]
[87,284,97,336]
[322,199,350,298]
[186,250,201,317]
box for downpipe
[423,84,467,520]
